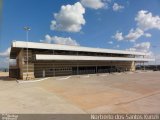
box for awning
[35,54,155,62]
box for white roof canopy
[12,41,149,56]
[36,54,154,62]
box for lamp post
[24,26,31,80]
[151,45,160,71]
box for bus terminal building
[9,41,154,80]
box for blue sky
[0,0,160,67]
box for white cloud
[41,34,79,46]
[135,10,160,30]
[113,10,160,42]
[113,28,152,42]
[144,33,152,38]
[112,3,124,11]
[134,42,151,52]
[0,58,9,68]
[115,45,120,48]
[40,34,52,44]
[126,48,136,52]
[0,47,11,68]
[50,2,85,32]
[0,47,10,57]
[155,54,160,65]
[127,42,151,53]
[80,0,106,9]
[146,53,160,65]
[108,41,113,44]
[112,31,124,41]
[125,28,144,42]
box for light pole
[152,45,160,71]
[24,26,31,80]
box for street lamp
[24,26,31,80]
[151,45,160,71]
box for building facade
[9,41,154,80]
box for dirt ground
[0,71,160,113]
[0,72,9,77]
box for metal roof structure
[36,54,154,62]
[11,41,149,56]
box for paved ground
[0,71,160,113]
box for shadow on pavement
[0,76,16,81]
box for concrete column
[22,49,35,80]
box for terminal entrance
[72,66,123,75]
[34,62,131,78]
[72,67,96,75]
